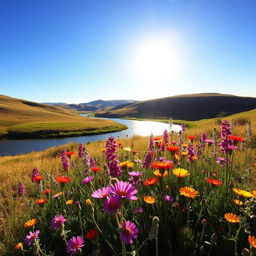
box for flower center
[123,227,131,236]
[118,190,127,196]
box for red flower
[151,161,173,170]
[206,177,222,186]
[55,176,71,183]
[227,135,245,142]
[85,228,98,240]
[91,167,100,172]
[166,146,180,152]
[43,189,51,195]
[36,198,47,205]
[153,137,162,142]
[33,175,43,182]
[144,177,158,186]
[64,151,75,157]
[187,135,196,141]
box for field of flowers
[12,120,256,255]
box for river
[0,116,181,156]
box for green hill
[0,95,126,138]
[95,93,256,121]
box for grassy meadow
[0,110,256,255]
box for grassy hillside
[0,95,127,138]
[95,93,256,121]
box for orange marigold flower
[36,198,47,205]
[85,228,98,240]
[55,176,71,183]
[151,161,173,170]
[205,177,222,186]
[179,187,199,199]
[172,168,189,178]
[232,188,252,197]
[166,146,180,152]
[250,190,256,197]
[153,170,168,177]
[15,242,23,250]
[24,218,37,228]
[224,213,240,223]
[33,175,43,182]
[143,196,156,204]
[144,177,159,186]
[187,135,196,141]
[66,199,74,205]
[85,199,92,207]
[227,135,245,142]
[248,235,256,248]
[233,199,243,205]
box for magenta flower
[91,186,110,199]
[110,181,138,200]
[51,215,66,230]
[120,221,138,244]
[128,171,142,177]
[143,150,153,169]
[31,167,40,182]
[66,236,84,255]
[82,176,94,184]
[103,197,121,213]
[61,151,70,172]
[163,195,174,202]
[78,143,85,158]
[128,171,142,186]
[25,230,40,245]
[18,182,26,196]
[133,207,144,213]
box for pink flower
[109,181,138,200]
[91,187,110,199]
[120,221,138,244]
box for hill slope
[0,95,126,138]
[95,93,256,121]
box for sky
[0,0,256,103]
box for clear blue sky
[0,0,256,103]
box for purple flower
[110,181,138,200]
[220,120,234,154]
[149,134,154,151]
[61,151,70,172]
[205,139,214,145]
[128,171,142,177]
[89,157,96,168]
[216,157,227,167]
[133,207,144,213]
[51,215,66,230]
[187,143,195,163]
[163,195,174,202]
[128,171,142,186]
[78,143,85,158]
[120,221,138,244]
[18,183,25,196]
[91,186,110,199]
[31,167,40,182]
[66,236,84,255]
[181,123,186,132]
[25,230,40,245]
[103,197,121,213]
[163,129,169,145]
[82,176,94,184]
[105,137,122,177]
[143,150,153,169]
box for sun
[133,38,181,84]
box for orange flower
[43,189,51,195]
[85,199,92,207]
[24,218,37,228]
[224,213,240,223]
[166,146,180,153]
[144,177,158,186]
[205,177,222,186]
[33,175,43,182]
[143,196,156,204]
[227,135,245,142]
[36,198,47,205]
[233,199,243,205]
[55,176,71,183]
[64,151,75,156]
[179,187,199,199]
[187,135,196,141]
[248,235,256,248]
[172,168,189,178]
[250,190,256,197]
[153,170,168,177]
[53,192,63,198]
[66,199,74,205]
[153,137,162,142]
[15,242,23,250]
[151,161,173,170]
[232,188,252,197]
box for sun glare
[134,38,181,84]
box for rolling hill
[95,93,256,121]
[0,95,126,138]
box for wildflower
[25,230,40,245]
[33,175,43,182]
[109,181,137,200]
[188,135,196,141]
[91,187,110,199]
[120,161,134,168]
[43,189,51,195]
[128,171,142,186]
[66,236,84,255]
[123,147,131,152]
[224,213,240,223]
[52,192,63,198]
[24,218,37,228]
[133,207,144,213]
[153,170,168,177]
[205,177,222,186]
[103,197,121,213]
[163,195,174,202]
[216,157,227,167]
[151,161,173,170]
[232,188,252,198]
[179,187,199,199]
[31,167,40,182]
[15,242,23,250]
[172,168,189,178]
[187,144,195,163]
[144,177,159,186]
[248,235,256,248]
[167,146,180,153]
[64,151,75,157]
[91,166,100,172]
[143,196,156,204]
[18,183,26,196]
[66,199,74,205]
[163,129,169,145]
[105,136,122,177]
[85,228,98,241]
[129,171,142,177]
[143,150,153,169]
[227,135,245,142]
[205,139,214,145]
[251,190,256,197]
[51,215,66,230]
[120,221,138,244]
[78,143,85,158]
[61,151,70,171]
[233,199,243,205]
[82,176,94,184]
[220,120,234,153]
[55,176,71,183]
[85,199,92,207]
[36,198,47,205]
[149,134,154,150]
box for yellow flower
[123,147,131,152]
[66,199,74,205]
[15,242,23,250]
[53,192,63,198]
[24,218,37,228]
[174,154,180,161]
[232,188,252,197]
[153,170,168,177]
[85,199,92,207]
[182,144,188,148]
[251,190,256,197]
[224,213,240,223]
[179,187,199,199]
[172,168,189,178]
[119,161,134,168]
[181,152,188,156]
[143,196,156,204]
[248,235,256,248]
[233,199,243,205]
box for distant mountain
[94,93,256,121]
